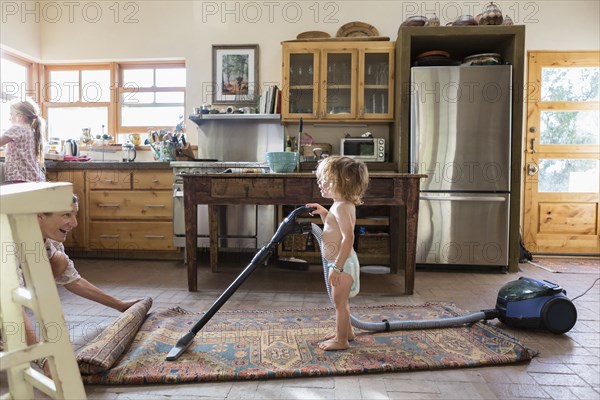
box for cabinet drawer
[86,170,132,189]
[89,221,173,250]
[132,170,172,190]
[89,191,172,219]
[211,178,284,198]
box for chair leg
[1,212,87,399]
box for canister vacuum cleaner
[166,206,578,361]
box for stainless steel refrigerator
[410,65,512,268]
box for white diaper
[328,252,360,297]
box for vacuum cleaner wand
[166,206,315,361]
[269,205,315,246]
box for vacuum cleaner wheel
[541,297,577,334]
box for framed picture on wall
[212,44,259,105]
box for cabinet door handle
[151,179,159,183]
[97,203,120,207]
[144,235,165,239]
[419,195,507,202]
[103,179,113,183]
[144,204,166,208]
[99,234,120,238]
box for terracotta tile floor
[2,254,599,399]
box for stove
[170,161,272,253]
[171,161,269,179]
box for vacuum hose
[311,223,496,331]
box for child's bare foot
[318,338,349,351]
[118,297,145,312]
[324,332,355,342]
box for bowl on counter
[266,151,299,173]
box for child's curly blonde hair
[316,156,369,205]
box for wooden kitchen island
[182,173,424,294]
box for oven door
[173,184,264,249]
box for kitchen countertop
[45,161,173,170]
[180,172,419,177]
[45,160,401,173]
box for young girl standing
[0,99,46,182]
[307,156,369,351]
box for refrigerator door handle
[410,85,419,174]
[420,195,507,202]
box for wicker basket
[357,233,390,254]
[283,233,308,251]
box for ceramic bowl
[400,16,427,27]
[266,152,299,173]
[452,15,478,26]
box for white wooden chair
[0,182,86,399]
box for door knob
[527,162,539,176]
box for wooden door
[523,51,599,255]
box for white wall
[0,0,42,58]
[1,0,599,145]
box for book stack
[258,85,281,114]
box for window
[43,64,112,141]
[42,61,186,142]
[118,63,186,132]
[1,52,35,134]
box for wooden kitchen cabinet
[46,169,87,249]
[86,169,132,189]
[88,191,172,219]
[281,40,394,122]
[88,221,173,251]
[88,169,174,251]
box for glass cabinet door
[322,50,356,119]
[360,49,394,119]
[284,51,319,118]
[281,42,394,122]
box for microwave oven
[340,138,385,162]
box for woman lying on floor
[21,195,145,371]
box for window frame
[1,51,39,137]
[42,63,115,139]
[1,50,38,102]
[40,60,186,141]
[117,61,186,134]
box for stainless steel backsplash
[194,121,284,162]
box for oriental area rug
[77,302,536,384]
[529,257,600,274]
